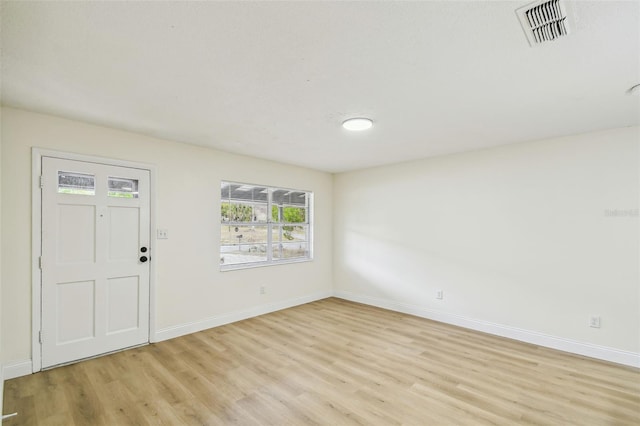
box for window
[57,172,140,198]
[108,176,139,198]
[220,181,312,270]
[58,171,96,195]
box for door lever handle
[139,256,148,263]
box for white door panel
[56,204,96,263]
[106,276,140,333]
[55,280,96,344]
[41,157,150,368]
[108,207,140,261]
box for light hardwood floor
[4,298,640,425]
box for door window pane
[58,171,95,195]
[108,177,139,198]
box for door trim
[31,148,158,372]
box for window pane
[108,177,139,198]
[220,244,268,265]
[272,206,306,223]
[220,225,268,265]
[253,204,268,222]
[282,206,306,223]
[273,225,307,243]
[221,225,268,245]
[221,202,268,223]
[58,171,95,195]
[221,202,253,222]
[220,182,230,199]
[273,242,309,260]
[228,184,268,202]
[289,191,307,206]
[272,189,307,206]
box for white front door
[41,156,150,368]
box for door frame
[31,148,158,372]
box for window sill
[220,257,312,272]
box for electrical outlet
[436,290,444,300]
[589,316,601,328]
[156,229,169,239]
[260,285,266,295]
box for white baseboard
[155,290,333,342]
[2,291,332,381]
[333,290,640,368]
[3,360,33,381]
[6,289,635,384]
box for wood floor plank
[4,298,640,425]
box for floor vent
[516,0,571,46]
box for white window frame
[220,181,313,271]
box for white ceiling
[1,1,639,173]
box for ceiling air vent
[516,0,572,46]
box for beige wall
[1,107,333,363]
[2,105,638,369]
[0,107,4,406]
[334,127,640,360]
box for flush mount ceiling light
[342,117,373,131]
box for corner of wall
[0,366,4,424]
[1,104,4,420]
[2,360,33,381]
[155,290,332,342]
